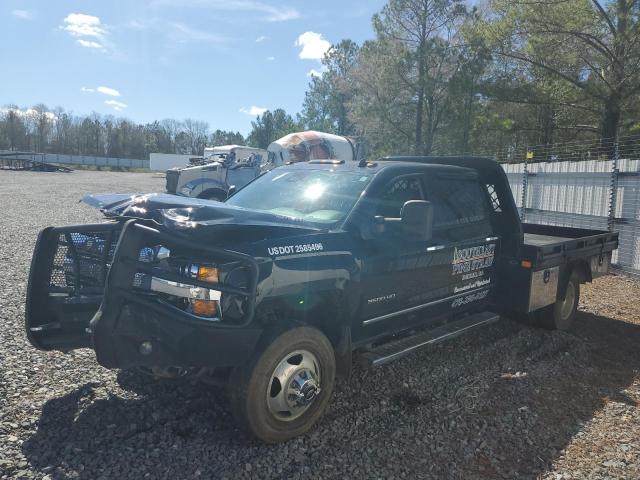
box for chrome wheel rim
[266,349,321,422]
[560,281,576,320]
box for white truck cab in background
[165,132,363,201]
[165,145,267,201]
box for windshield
[226,168,372,226]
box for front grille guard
[25,222,123,350]
[109,221,260,328]
[39,223,122,296]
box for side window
[426,178,489,227]
[375,176,424,218]
[486,184,502,212]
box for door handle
[426,245,446,252]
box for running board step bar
[360,311,500,367]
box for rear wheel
[227,327,336,443]
[537,272,580,331]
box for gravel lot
[1,169,639,479]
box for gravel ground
[1,169,639,479]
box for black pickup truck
[26,156,618,442]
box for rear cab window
[425,175,493,240]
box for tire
[200,191,226,201]
[537,272,580,331]
[227,327,336,443]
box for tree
[349,38,418,156]
[247,109,300,148]
[209,129,245,146]
[0,105,220,159]
[182,118,209,155]
[482,0,640,155]
[0,106,28,151]
[300,40,360,135]
[372,0,469,154]
[144,121,173,154]
[29,104,53,153]
[160,118,182,153]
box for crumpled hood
[82,193,321,237]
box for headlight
[180,185,194,196]
[138,255,222,320]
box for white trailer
[149,153,198,172]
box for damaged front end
[26,219,262,370]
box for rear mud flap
[25,222,122,351]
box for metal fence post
[520,151,529,221]
[607,140,619,232]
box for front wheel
[227,327,336,443]
[537,272,580,331]
[200,191,226,201]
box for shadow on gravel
[433,311,640,478]
[20,311,640,479]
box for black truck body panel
[25,156,619,371]
[521,223,618,270]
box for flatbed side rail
[521,228,619,269]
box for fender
[180,178,227,198]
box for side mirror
[400,200,433,241]
[361,200,433,241]
[227,185,237,199]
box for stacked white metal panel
[502,159,640,274]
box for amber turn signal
[520,260,533,269]
[192,299,218,317]
[197,265,219,284]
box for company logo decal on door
[452,244,495,275]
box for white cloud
[168,22,227,44]
[11,9,33,20]
[81,86,121,96]
[295,31,331,60]
[105,100,128,111]
[127,20,146,30]
[62,13,106,38]
[307,68,323,78]
[61,13,115,53]
[256,35,267,43]
[152,0,299,22]
[77,39,104,49]
[265,56,275,61]
[97,86,121,97]
[0,107,56,120]
[240,106,267,116]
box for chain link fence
[499,141,640,275]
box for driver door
[358,175,451,338]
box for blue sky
[1,0,386,135]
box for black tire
[537,272,580,331]
[200,191,226,201]
[227,327,336,443]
